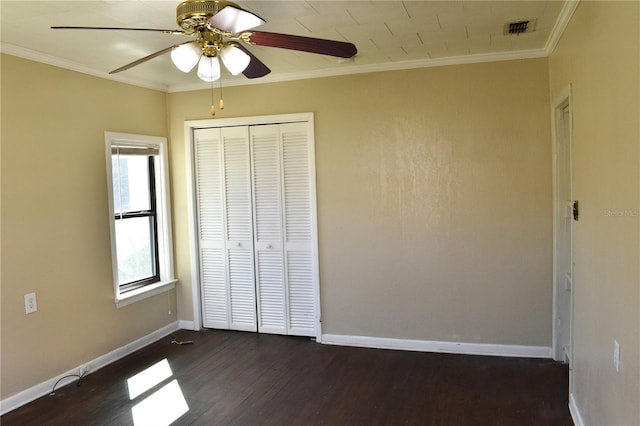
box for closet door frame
[184,113,322,341]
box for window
[105,132,176,307]
[112,151,159,289]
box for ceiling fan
[51,0,358,83]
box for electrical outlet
[24,292,37,314]
[614,340,620,372]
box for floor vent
[504,19,536,35]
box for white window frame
[105,131,177,308]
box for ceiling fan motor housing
[176,0,239,33]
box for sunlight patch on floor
[127,359,173,400]
[127,358,189,425]
[131,380,189,426]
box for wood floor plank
[1,329,572,425]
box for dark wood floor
[2,329,572,425]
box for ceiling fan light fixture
[171,42,202,72]
[197,55,221,82]
[51,0,356,85]
[208,5,265,34]
[219,44,250,75]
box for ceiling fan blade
[109,41,194,74]
[245,31,357,58]
[235,44,270,79]
[208,5,265,34]
[51,26,185,35]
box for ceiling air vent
[504,19,537,35]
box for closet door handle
[237,242,242,247]
[267,244,273,249]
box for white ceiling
[0,0,576,92]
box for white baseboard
[569,393,584,426]
[178,320,196,330]
[321,334,553,358]
[0,321,180,416]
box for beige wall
[548,2,640,425]
[169,58,553,346]
[0,55,176,400]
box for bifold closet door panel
[221,126,257,332]
[250,125,286,334]
[194,128,229,329]
[281,122,316,336]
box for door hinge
[573,200,579,221]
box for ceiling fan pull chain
[210,78,216,117]
[219,76,225,110]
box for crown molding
[166,48,548,93]
[544,0,580,55]
[0,43,169,92]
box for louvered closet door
[221,126,257,332]
[250,123,317,336]
[281,122,316,336]
[250,125,286,334]
[195,126,256,332]
[194,119,317,337]
[194,128,229,329]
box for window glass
[115,216,156,284]
[112,155,151,215]
[111,152,158,289]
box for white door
[554,102,573,362]
[191,115,320,338]
[250,123,317,336]
[194,128,228,329]
[250,124,287,334]
[222,126,257,332]
[195,126,256,331]
[280,122,317,336]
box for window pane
[115,216,155,285]
[112,155,151,214]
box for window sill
[116,279,177,309]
